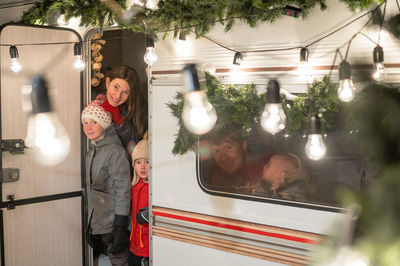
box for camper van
[0,0,397,265]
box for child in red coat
[129,135,149,266]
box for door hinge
[1,139,25,154]
[1,168,20,183]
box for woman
[95,65,148,156]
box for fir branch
[20,0,383,37]
[167,73,341,155]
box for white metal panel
[153,235,284,266]
[151,0,400,89]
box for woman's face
[106,77,131,107]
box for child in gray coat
[82,101,131,266]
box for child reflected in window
[256,153,312,201]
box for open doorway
[88,29,148,101]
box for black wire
[201,3,381,55]
[378,0,387,45]
[358,32,379,46]
[305,4,382,48]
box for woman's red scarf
[95,94,123,125]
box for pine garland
[21,0,384,37]
[167,73,340,155]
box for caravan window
[197,117,368,209]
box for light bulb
[305,115,326,160]
[298,47,312,82]
[181,64,217,135]
[305,134,327,160]
[338,61,355,102]
[25,113,71,166]
[144,47,157,66]
[57,14,68,26]
[9,45,22,73]
[10,58,22,73]
[73,55,85,71]
[73,43,85,71]
[338,79,356,102]
[260,80,286,135]
[372,62,385,81]
[181,91,217,135]
[25,76,71,166]
[260,103,286,135]
[372,46,384,81]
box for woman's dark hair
[106,65,148,139]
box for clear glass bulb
[181,91,217,135]
[72,55,85,72]
[144,47,158,66]
[298,61,312,82]
[372,62,385,81]
[305,134,327,160]
[25,112,71,166]
[10,58,22,73]
[338,78,356,102]
[57,14,67,26]
[260,103,286,135]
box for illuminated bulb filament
[305,134,327,160]
[181,91,217,135]
[260,103,286,135]
[338,79,355,102]
[144,47,158,66]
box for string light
[57,11,68,26]
[9,45,22,73]
[232,52,242,65]
[305,115,327,160]
[175,32,191,56]
[25,76,71,166]
[144,35,157,66]
[298,47,312,82]
[372,45,385,81]
[181,64,217,135]
[338,61,356,102]
[260,80,286,135]
[72,42,85,72]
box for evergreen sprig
[21,0,384,37]
[167,73,340,155]
[282,76,340,134]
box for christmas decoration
[21,0,384,38]
[167,73,340,155]
[90,33,106,87]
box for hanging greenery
[311,83,400,266]
[282,76,340,134]
[21,0,384,37]
[167,73,341,155]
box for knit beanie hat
[81,101,112,129]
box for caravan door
[0,24,83,266]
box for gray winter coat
[85,125,131,234]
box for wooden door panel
[0,25,83,266]
[0,25,81,200]
[3,197,82,266]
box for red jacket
[129,179,149,257]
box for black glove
[136,207,149,225]
[109,215,129,255]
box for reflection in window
[198,122,371,207]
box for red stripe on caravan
[153,211,319,245]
